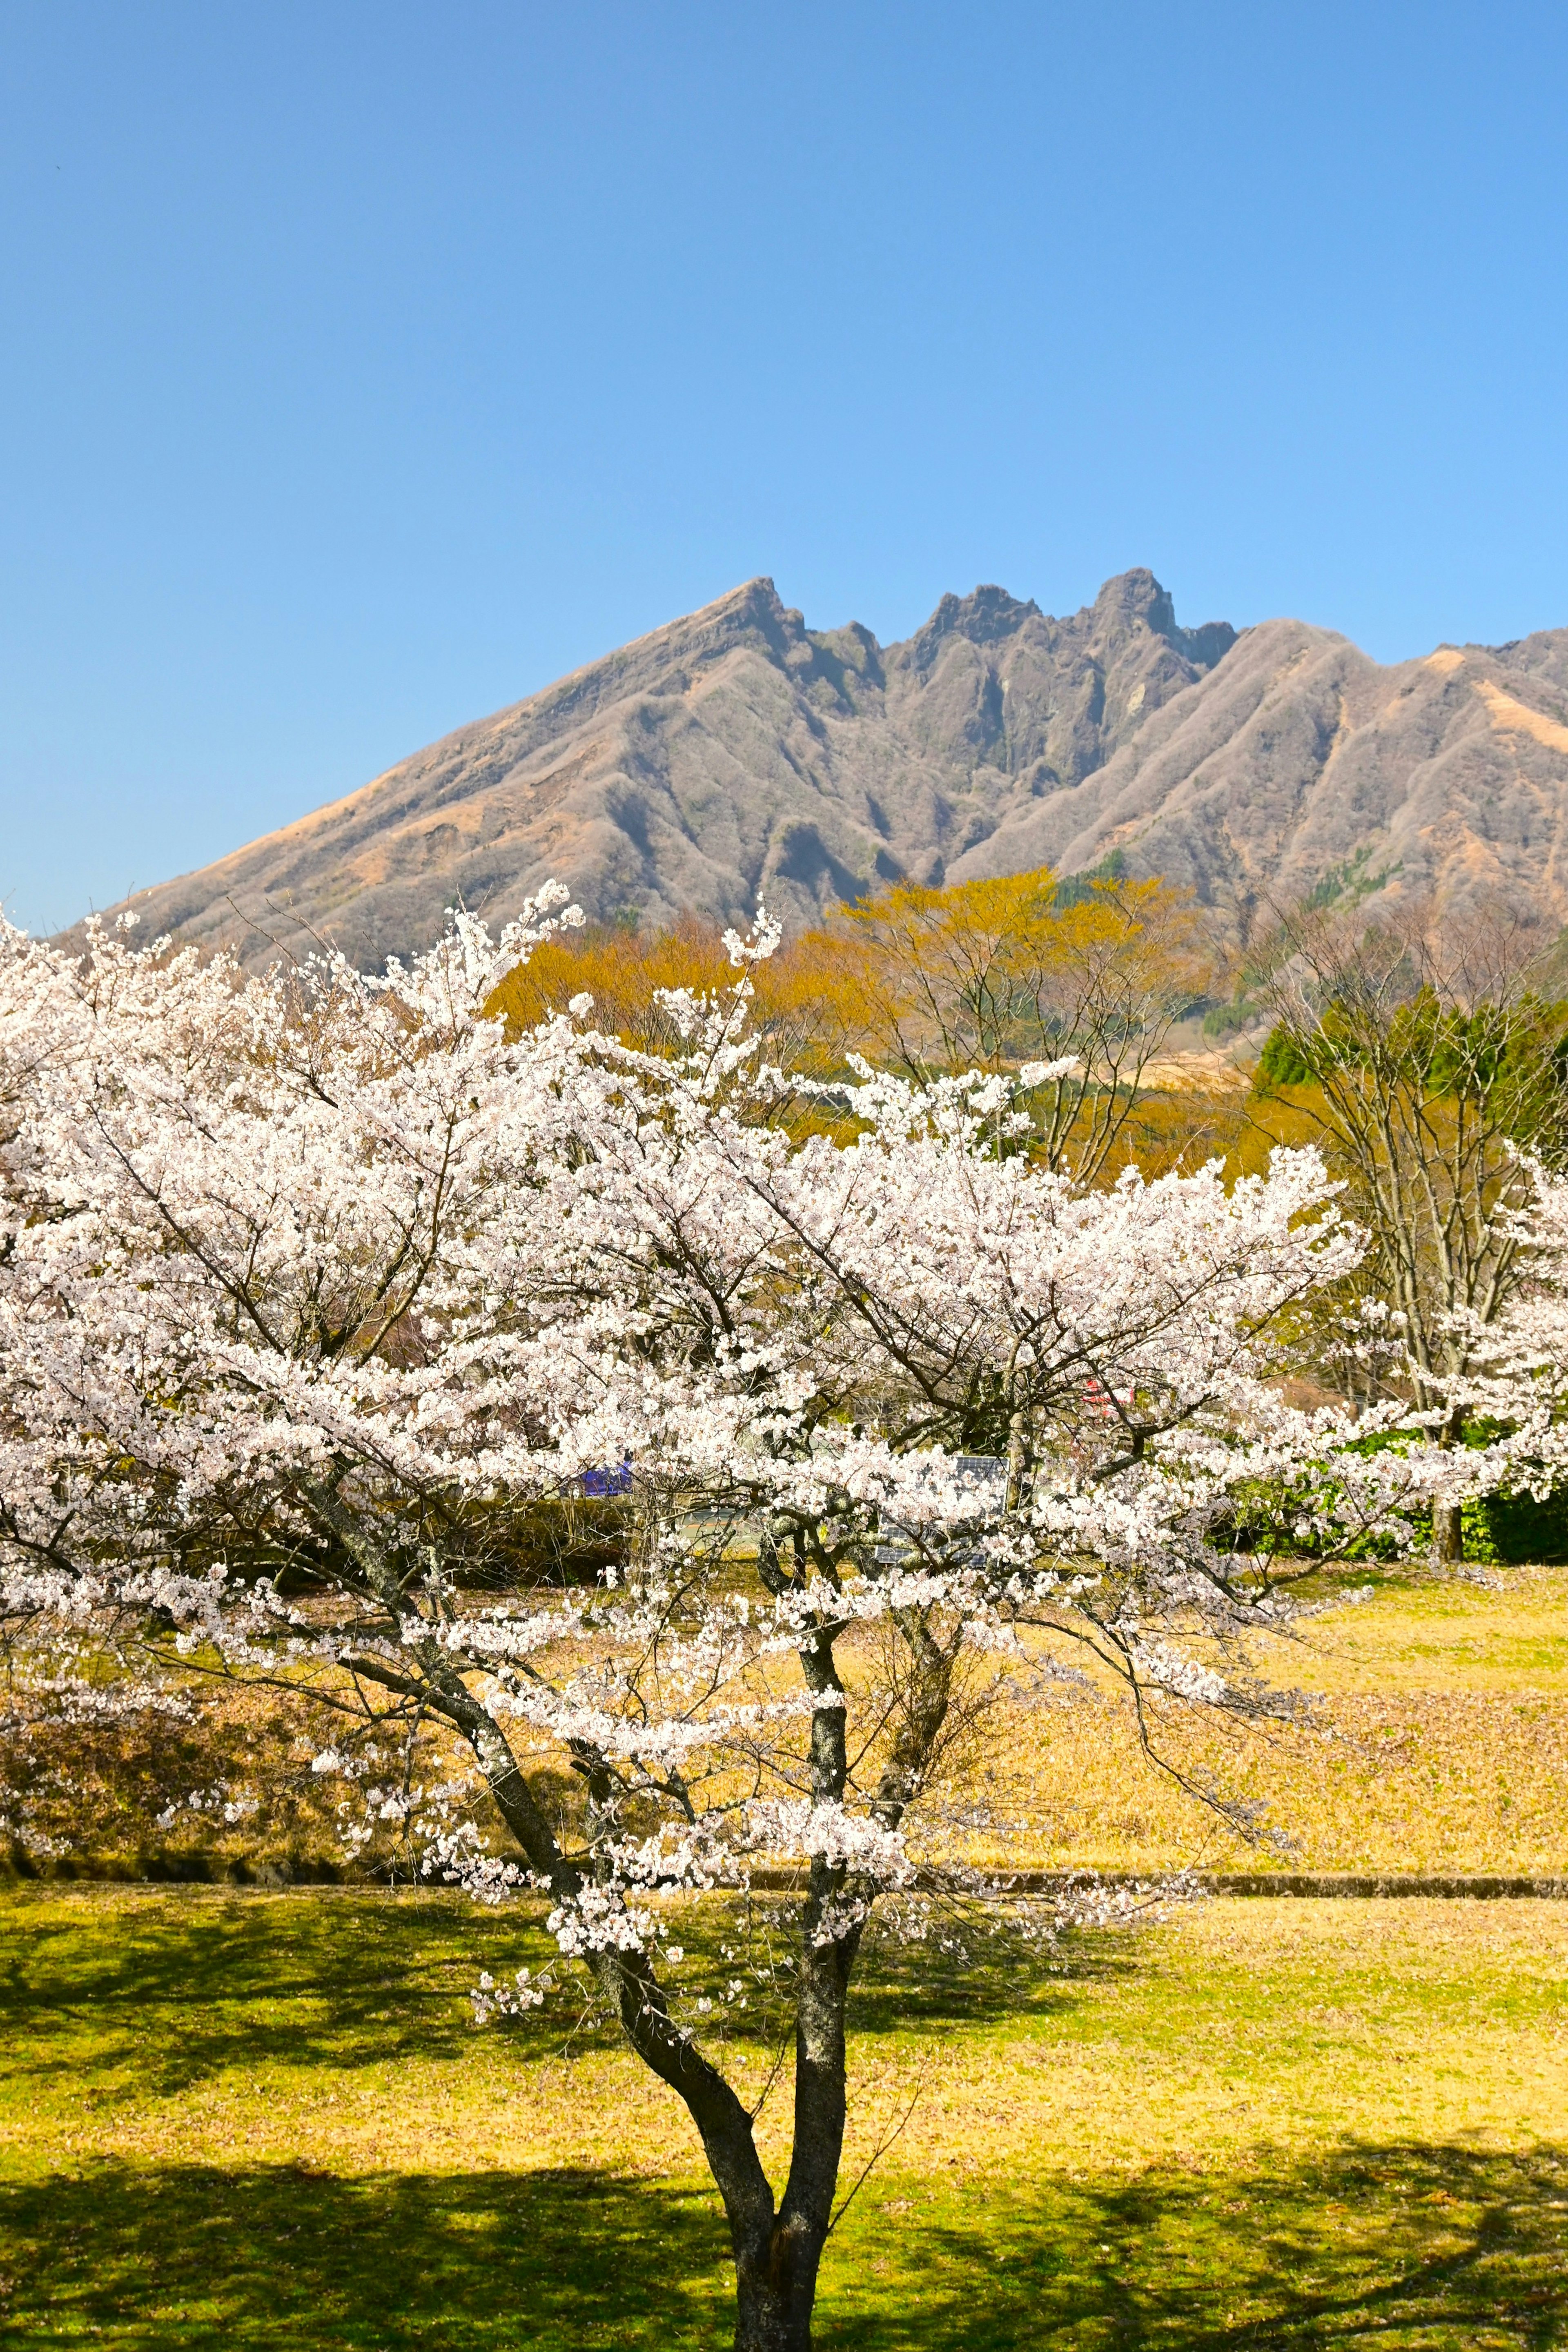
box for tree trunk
[1431,1499,1464,1564]
[731,2216,827,2352]
[1430,1402,1466,1566]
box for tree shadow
[847,1916,1140,2034]
[823,2140,1568,2350]
[3,2142,1563,2350]
[0,2162,727,2350]
[3,1889,1109,2103]
[2,1890,568,2097]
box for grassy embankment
[975,1562,1568,1878]
[31,1564,1568,1885]
[4,1570,1568,2347]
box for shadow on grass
[1,1891,560,2096]
[3,2143,1564,2350]
[0,2162,727,2350]
[2,1891,1107,2103]
[830,2141,1568,2350]
[847,1916,1137,2033]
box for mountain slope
[953,621,1568,931]
[99,571,1568,966]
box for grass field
[971,1564,1568,1877]
[3,1884,1566,2348]
[7,1565,1568,2345]
[16,1564,1568,1887]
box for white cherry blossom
[0,894,1427,2352]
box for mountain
[95,570,1568,967]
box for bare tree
[1251,893,1568,1558]
[823,869,1218,1179]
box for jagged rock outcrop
[96,568,1568,966]
[956,621,1568,934]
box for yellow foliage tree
[487,868,1221,1179]
[818,866,1218,1177]
[486,915,849,1077]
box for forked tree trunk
[731,2214,829,2352]
[723,1902,858,2349]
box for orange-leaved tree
[818,866,1217,1176]
[487,869,1219,1177]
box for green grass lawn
[3,1885,1566,2348]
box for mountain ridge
[91,570,1568,968]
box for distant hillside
[95,569,1568,968]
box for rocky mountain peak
[87,570,1568,971]
[906,584,1045,673]
[1091,567,1237,671]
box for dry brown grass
[947,1567,1568,1877]
[11,1565,1566,1886]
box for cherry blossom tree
[0,896,1437,2352]
[1417,1158,1568,1522]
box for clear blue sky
[4,2,1567,933]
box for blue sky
[4,2,1567,933]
